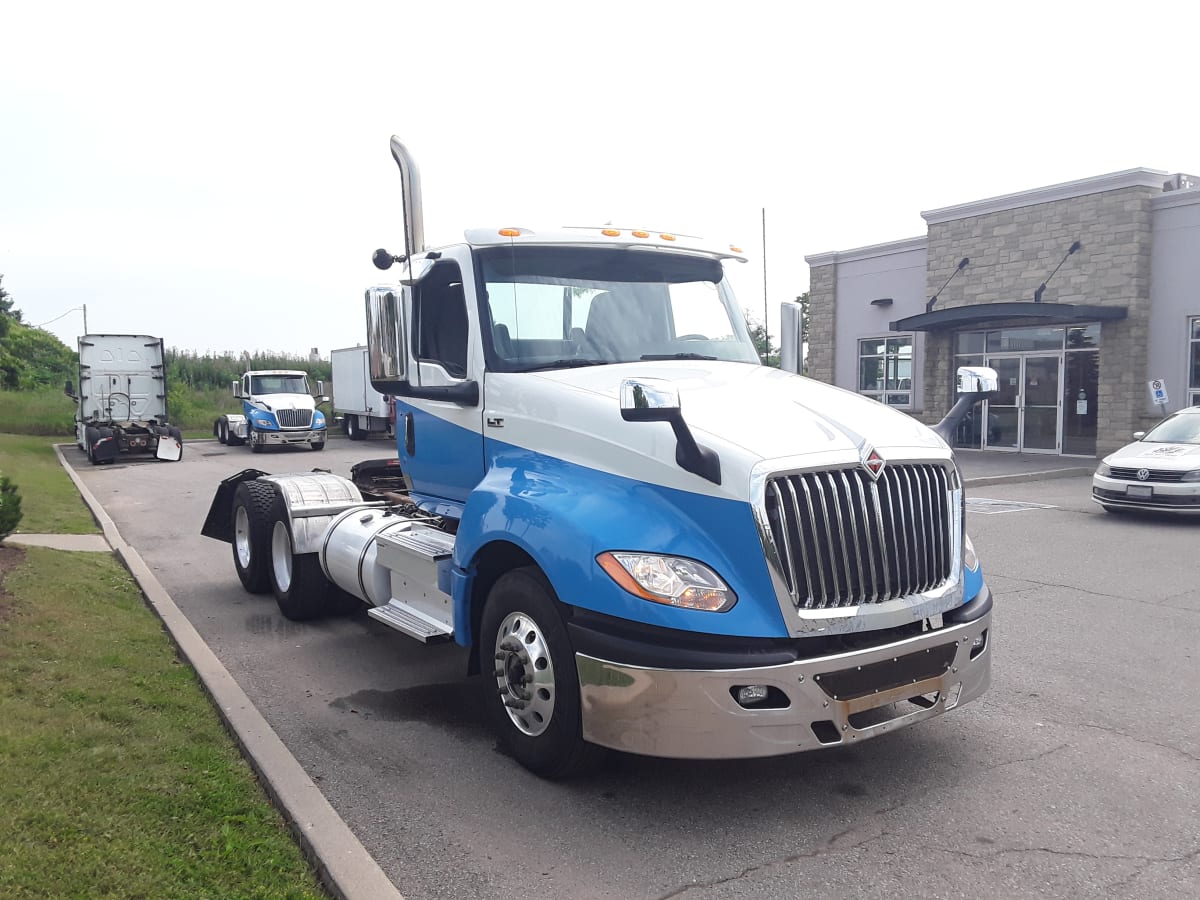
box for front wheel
[249,424,264,454]
[479,567,605,778]
[310,439,325,452]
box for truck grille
[763,463,954,609]
[276,409,312,429]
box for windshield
[478,246,760,371]
[1142,412,1200,445]
[251,374,309,395]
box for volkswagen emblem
[1136,468,1150,481]
[861,446,886,480]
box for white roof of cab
[460,226,749,263]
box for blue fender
[451,441,788,646]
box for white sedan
[1092,406,1200,514]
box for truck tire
[266,492,335,620]
[215,418,228,444]
[346,414,364,441]
[227,425,245,447]
[85,425,100,465]
[479,567,606,778]
[249,424,264,454]
[310,439,325,451]
[232,480,275,593]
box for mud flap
[155,436,183,461]
[201,468,271,542]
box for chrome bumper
[576,609,991,760]
[259,429,324,445]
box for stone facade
[920,185,1159,454]
[806,263,836,384]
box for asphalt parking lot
[70,439,1199,900]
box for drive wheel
[479,567,605,778]
[267,493,334,620]
[85,425,100,465]
[347,414,364,441]
[216,419,228,444]
[232,480,275,593]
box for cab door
[393,250,486,506]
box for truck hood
[481,361,953,502]
[531,361,945,460]
[252,393,317,412]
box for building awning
[890,302,1127,332]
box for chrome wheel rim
[492,611,555,737]
[271,521,293,592]
[235,505,252,568]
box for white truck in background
[66,334,183,465]
[331,345,393,440]
[213,370,329,453]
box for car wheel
[479,567,606,778]
[231,480,275,593]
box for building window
[1190,317,1200,406]
[858,335,913,407]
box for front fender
[453,445,788,643]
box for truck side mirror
[231,380,242,399]
[620,378,721,485]
[956,366,999,394]
[64,380,76,399]
[365,286,408,390]
[934,366,999,444]
[315,380,326,397]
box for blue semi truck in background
[204,137,996,777]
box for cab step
[368,599,453,644]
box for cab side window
[413,262,469,378]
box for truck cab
[204,137,994,778]
[214,369,328,453]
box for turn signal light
[498,228,521,237]
[632,230,650,238]
[601,228,620,237]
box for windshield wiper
[520,358,611,372]
[640,353,720,361]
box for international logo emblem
[862,447,885,480]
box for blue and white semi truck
[213,369,328,453]
[203,137,996,777]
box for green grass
[0,434,98,534]
[0,387,76,435]
[0,548,327,899]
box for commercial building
[805,169,1200,457]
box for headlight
[1182,469,1200,483]
[963,533,979,572]
[1095,461,1112,477]
[312,410,326,428]
[597,552,736,612]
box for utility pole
[761,208,768,363]
[82,303,88,334]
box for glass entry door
[984,354,1062,453]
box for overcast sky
[2,1,1195,357]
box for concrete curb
[53,445,403,900]
[964,466,1094,488]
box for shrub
[0,472,22,539]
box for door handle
[404,412,415,455]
